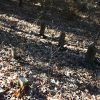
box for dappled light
[0,0,100,100]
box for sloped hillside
[0,0,100,100]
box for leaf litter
[0,1,100,100]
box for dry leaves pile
[0,1,100,100]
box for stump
[58,32,66,50]
[39,22,46,38]
[85,43,96,64]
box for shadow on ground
[0,0,100,96]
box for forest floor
[0,0,100,100]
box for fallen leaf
[13,89,21,97]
